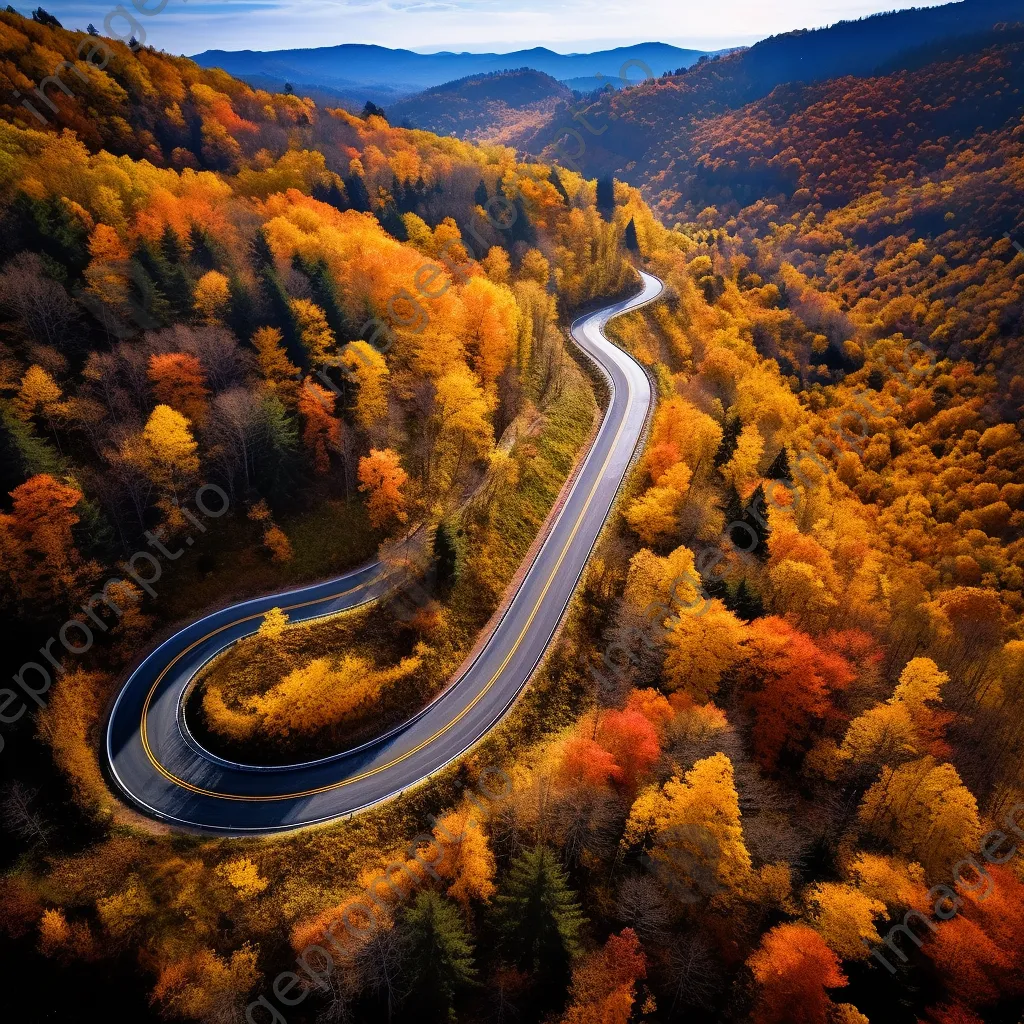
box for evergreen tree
[596,176,615,214]
[249,228,276,273]
[187,225,223,271]
[252,394,300,499]
[292,254,352,340]
[1,194,90,277]
[549,168,570,204]
[131,238,167,281]
[720,483,744,526]
[154,227,195,315]
[31,8,61,28]
[361,100,387,121]
[255,267,304,368]
[433,521,460,588]
[160,225,186,266]
[406,175,429,213]
[312,176,348,211]
[0,404,64,482]
[87,22,98,35]
[766,445,792,481]
[377,200,408,242]
[390,174,407,212]
[344,173,371,213]
[127,252,172,328]
[226,275,260,343]
[474,179,489,208]
[493,847,585,1001]
[714,417,741,468]
[703,570,729,603]
[509,196,536,246]
[402,892,476,1023]
[731,578,765,621]
[624,217,640,252]
[747,483,771,560]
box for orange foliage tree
[358,448,409,530]
[747,923,848,1024]
[739,616,855,771]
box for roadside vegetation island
[0,4,1023,1024]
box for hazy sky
[33,0,957,54]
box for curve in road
[106,270,664,833]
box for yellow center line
[137,306,643,803]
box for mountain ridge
[190,40,711,100]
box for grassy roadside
[158,498,379,625]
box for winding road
[105,270,664,833]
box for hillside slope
[650,25,1024,220]
[535,0,1022,197]
[387,68,574,145]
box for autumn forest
[0,3,1023,1024]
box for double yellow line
[138,313,640,804]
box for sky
[32,0,958,54]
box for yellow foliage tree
[519,248,550,287]
[622,752,752,899]
[624,461,692,545]
[290,297,335,364]
[646,397,724,479]
[152,944,260,1024]
[482,246,511,284]
[723,422,764,495]
[663,599,748,701]
[126,404,200,495]
[622,544,701,617]
[258,607,289,639]
[15,364,63,422]
[193,270,231,324]
[205,653,421,740]
[433,365,494,487]
[341,340,389,430]
[97,875,155,940]
[804,882,886,960]
[218,857,269,899]
[83,223,131,312]
[251,326,299,406]
[858,756,983,875]
[461,276,518,388]
[846,852,929,913]
[37,669,109,808]
[431,805,497,910]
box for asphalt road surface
[105,270,664,833]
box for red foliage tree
[597,708,661,791]
[747,923,847,1024]
[557,736,620,790]
[147,352,210,425]
[926,866,1024,1008]
[740,616,855,770]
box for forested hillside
[533,0,1023,192]
[387,69,574,146]
[0,6,1023,1024]
[594,25,1024,225]
[0,6,641,760]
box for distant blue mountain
[190,42,711,99]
